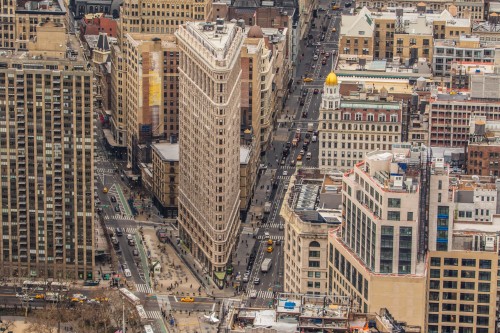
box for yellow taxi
[97,297,109,302]
[297,154,303,161]
[303,77,314,83]
[267,246,274,253]
[332,5,340,10]
[332,27,337,32]
[267,239,273,246]
[71,297,84,303]
[103,187,108,193]
[35,294,45,299]
[180,297,195,303]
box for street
[235,0,344,308]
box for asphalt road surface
[240,0,343,308]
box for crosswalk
[136,283,154,293]
[266,223,284,229]
[104,214,135,221]
[146,311,163,319]
[95,167,115,174]
[258,235,284,241]
[106,226,138,234]
[277,175,291,180]
[246,289,275,299]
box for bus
[22,281,47,292]
[50,282,69,292]
[136,305,148,323]
[119,288,141,305]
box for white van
[312,135,317,142]
[250,290,257,299]
[124,269,132,278]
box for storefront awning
[214,271,226,281]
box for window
[443,258,458,266]
[476,317,489,326]
[460,282,474,289]
[477,305,489,314]
[387,198,401,208]
[430,257,441,266]
[309,251,320,258]
[428,303,439,312]
[459,304,474,312]
[387,211,400,221]
[430,269,440,278]
[309,241,320,248]
[477,294,490,303]
[309,261,320,268]
[479,259,491,269]
[461,270,475,278]
[461,259,476,267]
[479,271,491,281]
[407,211,413,221]
[429,292,439,301]
[443,281,456,289]
[460,293,474,301]
[315,272,321,278]
[459,316,473,324]
[442,303,456,311]
[429,280,440,289]
[478,282,490,292]
[443,270,458,277]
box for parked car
[109,195,116,202]
[253,278,261,285]
[181,297,195,303]
[114,206,120,213]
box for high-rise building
[328,145,429,327]
[318,72,403,171]
[0,21,95,279]
[176,20,243,287]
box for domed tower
[322,71,341,110]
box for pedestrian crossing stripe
[259,235,284,241]
[246,289,275,299]
[136,283,154,293]
[267,223,284,229]
[106,226,137,234]
[146,311,163,319]
[277,176,291,180]
[111,214,135,221]
[95,168,115,174]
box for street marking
[173,296,178,302]
[146,311,163,319]
[136,283,154,293]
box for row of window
[430,257,492,269]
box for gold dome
[325,72,338,86]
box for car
[15,293,24,298]
[299,150,305,156]
[242,275,249,283]
[96,297,109,302]
[250,290,258,298]
[21,296,34,302]
[267,246,273,253]
[302,144,308,151]
[110,195,116,202]
[181,297,195,303]
[124,269,132,278]
[276,238,282,245]
[313,54,318,61]
[133,249,139,256]
[332,27,337,32]
[111,237,119,245]
[285,142,291,149]
[35,294,45,299]
[128,239,135,246]
[115,205,121,213]
[322,59,327,65]
[264,231,270,238]
[267,239,273,245]
[283,149,289,157]
[302,111,308,118]
[297,155,303,161]
[302,90,308,97]
[313,42,321,46]
[122,263,128,270]
[325,52,331,58]
[283,170,288,176]
[320,49,326,54]
[313,88,319,94]
[290,160,296,167]
[303,77,313,83]
[103,187,108,193]
[318,6,326,11]
[126,234,133,240]
[115,228,123,236]
[306,152,312,160]
[345,2,351,7]
[87,298,100,304]
[253,278,261,285]
[320,34,325,41]
[305,133,311,139]
[280,158,286,166]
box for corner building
[176,21,243,287]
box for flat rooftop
[153,142,253,164]
[16,0,66,13]
[336,58,432,79]
[186,21,240,59]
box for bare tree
[0,318,16,332]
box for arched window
[355,113,362,121]
[378,114,386,122]
[391,114,398,122]
[367,114,374,122]
[309,241,320,247]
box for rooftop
[184,20,241,61]
[16,0,66,13]
[336,58,432,79]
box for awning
[214,271,226,281]
[103,129,126,148]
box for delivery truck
[261,258,272,273]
